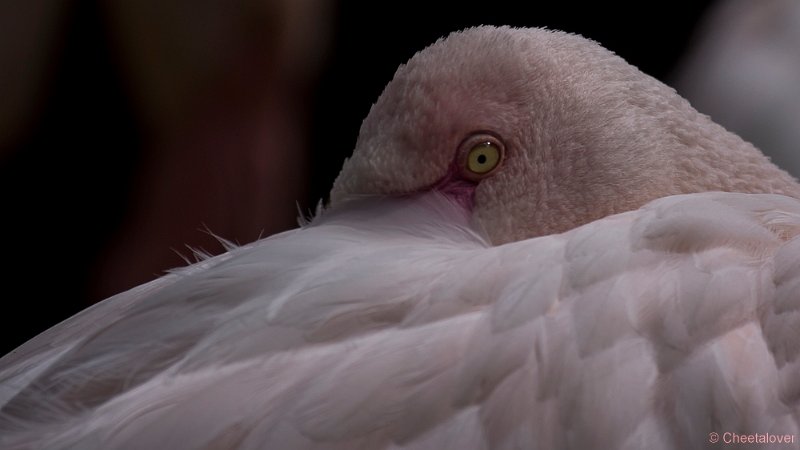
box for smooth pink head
[330,26,800,244]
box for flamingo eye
[459,133,505,180]
[467,141,501,174]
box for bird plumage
[2,192,800,449]
[332,27,800,244]
[3,25,800,449]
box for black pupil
[477,154,487,164]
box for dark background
[0,1,715,354]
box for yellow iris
[467,142,501,174]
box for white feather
[1,191,799,449]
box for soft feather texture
[331,26,800,244]
[1,191,800,449]
[4,25,800,450]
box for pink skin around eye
[424,133,503,210]
[429,163,478,211]
[409,134,503,211]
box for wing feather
[1,192,799,449]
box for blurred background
[1,0,797,354]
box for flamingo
[2,26,799,449]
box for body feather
[1,192,799,449]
